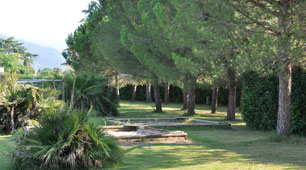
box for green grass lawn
[1,100,306,170]
[0,135,14,170]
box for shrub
[13,108,122,170]
[291,67,306,136]
[64,72,119,116]
[241,71,278,131]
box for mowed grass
[1,100,306,170]
[111,101,306,170]
[0,135,14,170]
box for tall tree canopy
[65,0,306,136]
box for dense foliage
[291,67,306,136]
[13,108,122,170]
[241,71,279,131]
[64,72,119,116]
[64,0,306,135]
[242,67,306,135]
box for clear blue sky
[0,0,92,51]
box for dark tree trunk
[182,90,188,110]
[153,78,162,112]
[227,67,236,120]
[276,3,291,136]
[211,87,219,114]
[132,85,137,101]
[164,83,170,104]
[187,76,196,115]
[146,82,152,102]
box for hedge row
[241,67,306,136]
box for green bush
[241,67,306,135]
[64,72,119,116]
[13,108,122,170]
[241,71,278,131]
[291,67,306,136]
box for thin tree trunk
[187,76,196,115]
[182,90,188,110]
[146,82,152,102]
[132,85,137,101]
[239,86,243,112]
[164,83,170,104]
[153,78,162,112]
[116,87,120,99]
[276,4,291,136]
[69,71,76,113]
[61,79,65,101]
[115,72,120,99]
[227,67,236,120]
[10,106,14,132]
[211,87,219,114]
[53,80,56,90]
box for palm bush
[0,73,61,133]
[13,108,122,170]
[63,72,119,116]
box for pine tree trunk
[277,63,292,136]
[276,4,291,136]
[53,80,56,90]
[10,106,14,132]
[132,85,137,101]
[227,67,236,120]
[69,71,76,113]
[239,85,243,112]
[115,72,120,99]
[182,90,188,110]
[61,79,65,101]
[187,76,196,115]
[146,82,152,102]
[116,87,120,99]
[153,78,162,112]
[211,87,219,114]
[164,83,170,104]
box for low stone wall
[103,125,190,144]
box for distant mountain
[0,35,67,71]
